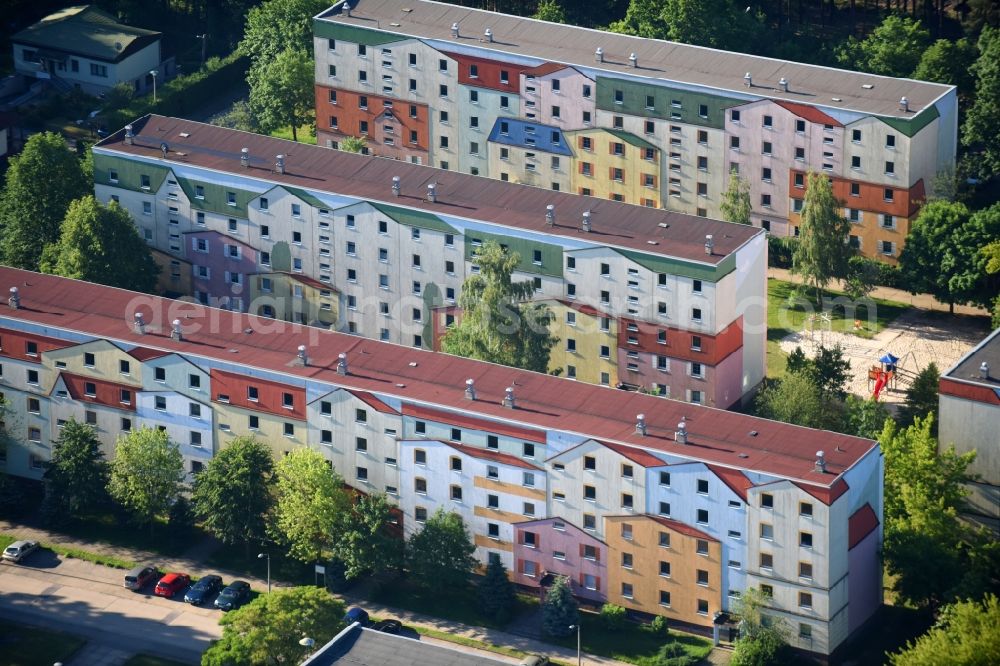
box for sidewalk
[0,519,714,666]
[767,268,989,317]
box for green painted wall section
[595,76,740,129]
[313,19,405,47]
[617,248,736,282]
[464,231,563,278]
[371,202,458,235]
[94,153,171,194]
[603,128,657,150]
[175,177,255,218]
[877,104,940,138]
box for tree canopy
[479,557,517,623]
[239,0,328,68]
[792,172,852,307]
[107,427,184,530]
[42,420,108,524]
[330,491,403,581]
[720,168,752,226]
[610,0,762,51]
[541,575,579,637]
[40,196,159,293]
[836,15,931,77]
[913,38,978,100]
[406,509,477,592]
[532,0,566,22]
[890,595,1000,666]
[249,47,315,142]
[962,27,1000,179]
[898,363,941,433]
[754,372,843,431]
[271,448,350,563]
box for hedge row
[767,234,901,288]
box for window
[800,502,813,517]
[795,146,805,161]
[697,479,709,494]
[355,408,368,424]
[622,493,634,509]
[26,369,39,386]
[886,134,896,148]
[659,532,671,548]
[658,501,670,516]
[730,136,740,150]
[697,599,709,615]
[415,478,427,494]
[800,531,813,548]
[799,562,813,579]
[583,455,596,471]
[698,569,709,586]
[762,141,772,155]
[800,623,813,640]
[760,523,774,540]
[415,507,428,523]
[763,115,773,128]
[414,449,426,465]
[697,509,708,524]
[761,493,773,508]
[450,485,463,502]
[760,553,773,569]
[799,592,813,609]
[283,422,295,438]
[697,539,709,555]
[584,485,596,501]
[523,442,535,458]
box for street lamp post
[258,552,271,593]
[569,624,581,666]
[149,69,158,103]
[197,34,207,66]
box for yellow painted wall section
[212,402,306,457]
[537,299,618,386]
[43,339,145,388]
[567,128,661,207]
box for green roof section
[617,248,735,283]
[370,202,458,235]
[282,186,330,210]
[877,104,940,138]
[176,176,255,218]
[313,18,405,47]
[603,128,657,151]
[93,153,171,194]
[595,76,741,130]
[13,6,160,63]
[464,231,563,279]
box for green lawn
[371,578,536,630]
[0,622,86,666]
[548,613,712,665]
[270,124,316,144]
[122,655,190,666]
[766,278,910,378]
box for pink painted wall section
[617,349,742,408]
[520,67,596,130]
[847,527,881,634]
[712,348,744,410]
[513,519,607,602]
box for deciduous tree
[272,448,350,563]
[720,168,752,225]
[406,509,476,593]
[913,39,977,100]
[836,15,931,77]
[330,491,402,581]
[754,373,843,431]
[532,0,566,22]
[107,427,184,532]
[542,575,578,637]
[42,420,108,524]
[898,363,941,433]
[792,172,851,308]
[844,395,893,440]
[339,136,367,153]
[962,27,1000,179]
[249,47,314,142]
[239,0,328,68]
[890,595,1000,666]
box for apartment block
[0,267,882,657]
[313,0,957,261]
[93,115,766,408]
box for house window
[659,501,670,516]
[697,600,709,615]
[415,507,427,523]
[800,502,813,517]
[761,524,774,540]
[760,553,773,569]
[697,569,709,586]
[799,592,813,609]
[697,539,709,555]
[799,562,813,579]
[761,493,773,508]
[414,449,426,465]
[697,509,708,524]
[415,478,427,494]
[450,485,462,501]
[659,532,671,548]
[800,532,813,548]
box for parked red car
[154,573,191,598]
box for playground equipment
[804,313,832,346]
[868,352,900,401]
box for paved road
[0,553,220,665]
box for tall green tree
[406,509,477,593]
[107,427,184,532]
[0,132,91,270]
[720,168,752,225]
[754,373,844,431]
[249,47,315,142]
[339,136,367,153]
[731,587,790,666]
[792,172,851,308]
[890,595,1000,666]
[913,39,978,100]
[983,241,1000,328]
[836,15,931,77]
[898,363,941,433]
[479,558,517,623]
[192,436,275,556]
[532,0,566,22]
[202,586,346,666]
[962,27,1000,179]
[41,420,108,524]
[39,196,159,293]
[610,0,761,51]
[608,0,669,38]
[272,449,350,563]
[442,240,557,372]
[239,0,328,69]
[541,575,578,637]
[844,395,893,440]
[331,491,403,581]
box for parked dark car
[214,580,251,611]
[184,574,223,605]
[372,619,402,634]
[343,606,370,626]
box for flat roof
[316,0,952,118]
[944,327,1000,389]
[94,115,760,265]
[0,267,876,488]
[303,624,510,665]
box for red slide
[872,371,892,401]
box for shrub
[648,614,670,636]
[600,603,627,630]
[647,642,695,666]
[168,496,195,531]
[767,235,797,269]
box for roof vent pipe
[160,142,169,159]
[582,210,592,232]
[8,287,20,310]
[392,176,401,196]
[240,147,250,168]
[451,22,459,38]
[675,420,687,444]
[545,204,555,226]
[900,96,909,112]
[595,47,603,63]
[465,378,476,401]
[744,72,752,88]
[124,124,134,145]
[336,352,348,375]
[484,28,493,42]
[503,386,515,409]
[705,234,714,255]
[815,450,827,473]
[275,154,285,175]
[635,414,647,436]
[343,1,351,17]
[779,77,788,92]
[134,312,145,335]
[427,183,437,203]
[296,344,308,366]
[171,319,183,341]
[629,52,637,68]
[980,361,990,379]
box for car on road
[184,574,223,605]
[344,607,370,626]
[214,580,251,611]
[154,572,192,599]
[2,540,39,563]
[372,619,402,634]
[124,565,159,591]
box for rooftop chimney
[134,312,145,335]
[582,210,592,233]
[484,28,493,43]
[980,361,990,379]
[744,72,752,88]
[240,147,250,168]
[503,386,515,409]
[171,319,183,341]
[545,204,555,226]
[704,234,714,255]
[124,124,134,145]
[675,420,688,444]
[595,47,603,63]
[465,378,476,401]
[635,414,647,436]
[815,450,827,473]
[336,352,348,375]
[451,22,459,38]
[296,344,308,366]
[900,96,909,112]
[628,52,637,68]
[392,176,401,196]
[427,183,437,203]
[343,1,351,17]
[778,77,788,92]
[275,154,285,175]
[8,287,20,310]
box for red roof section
[523,62,570,77]
[848,503,880,549]
[445,441,541,470]
[707,464,753,501]
[350,390,398,414]
[795,478,850,505]
[774,100,843,127]
[602,441,665,468]
[647,515,718,542]
[939,377,1000,406]
[0,267,876,486]
[56,372,136,412]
